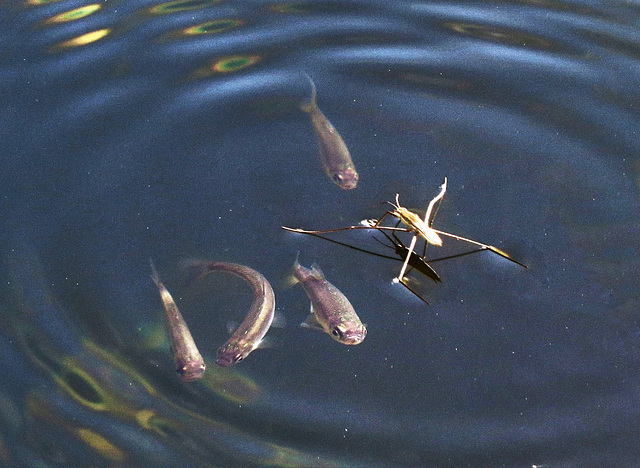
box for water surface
[1,0,639,466]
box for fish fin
[310,263,326,279]
[282,274,299,289]
[300,312,324,331]
[255,336,278,349]
[270,311,287,328]
[300,72,317,113]
[226,321,239,335]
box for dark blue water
[1,0,639,466]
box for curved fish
[291,258,366,345]
[150,260,206,382]
[182,260,275,367]
[301,74,359,189]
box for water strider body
[150,260,206,382]
[301,74,359,189]
[182,260,275,367]
[291,258,366,345]
[377,193,443,246]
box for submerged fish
[150,260,206,382]
[182,260,276,367]
[291,258,366,345]
[301,74,359,190]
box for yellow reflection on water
[159,18,245,42]
[42,4,101,25]
[149,0,221,15]
[203,366,261,405]
[191,54,261,79]
[26,0,62,5]
[135,409,157,430]
[184,18,244,35]
[77,428,127,462]
[445,22,554,49]
[211,54,260,72]
[26,391,132,464]
[51,28,111,51]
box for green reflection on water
[149,0,222,15]
[42,4,101,25]
[191,54,262,79]
[185,18,244,35]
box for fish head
[331,166,359,190]
[216,342,250,367]
[176,360,206,382]
[328,321,367,345]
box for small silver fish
[291,258,366,345]
[301,74,359,190]
[150,260,206,382]
[182,260,276,367]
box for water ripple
[1,0,639,465]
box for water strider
[282,178,526,303]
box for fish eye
[333,173,344,182]
[331,327,344,338]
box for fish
[301,74,359,190]
[290,258,366,345]
[181,260,276,367]
[150,260,206,382]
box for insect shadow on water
[282,177,527,304]
[287,226,489,304]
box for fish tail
[179,258,214,287]
[300,72,317,113]
[283,273,299,289]
[179,257,207,274]
[149,258,162,288]
[283,252,302,288]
